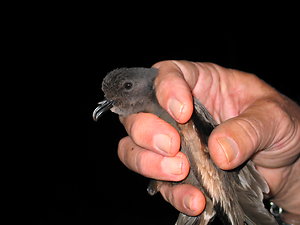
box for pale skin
[117,60,300,224]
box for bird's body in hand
[93,67,279,225]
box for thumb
[208,99,282,170]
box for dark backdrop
[26,27,299,225]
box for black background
[22,19,300,225]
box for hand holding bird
[94,60,300,224]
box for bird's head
[93,67,158,120]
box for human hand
[117,60,300,223]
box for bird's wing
[236,161,278,225]
[192,98,278,225]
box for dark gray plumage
[93,67,278,225]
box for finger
[208,98,291,170]
[121,113,181,156]
[153,60,231,124]
[159,183,205,216]
[153,60,195,123]
[118,136,190,181]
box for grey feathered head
[93,67,158,120]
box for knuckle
[128,114,154,141]
[118,137,151,175]
[264,98,290,121]
[129,116,143,138]
[122,114,139,135]
[156,74,172,89]
[235,117,260,150]
[117,136,131,162]
[160,184,175,205]
[263,98,295,135]
[134,150,150,176]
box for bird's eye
[123,82,133,90]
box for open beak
[92,99,114,121]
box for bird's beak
[92,99,114,121]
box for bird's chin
[111,106,133,117]
[110,106,123,116]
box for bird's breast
[178,120,230,207]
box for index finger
[153,60,195,123]
[121,113,181,157]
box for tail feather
[237,162,278,225]
[239,192,278,225]
[175,213,199,225]
[175,195,216,225]
[175,212,216,225]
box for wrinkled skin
[117,60,300,224]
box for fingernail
[161,156,183,175]
[216,137,239,163]
[168,98,184,121]
[153,134,172,154]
